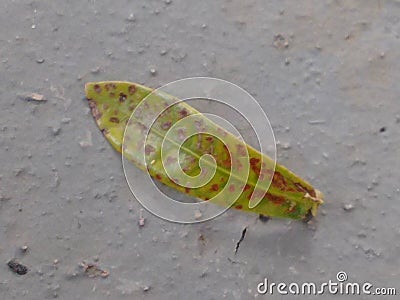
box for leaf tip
[84,82,96,97]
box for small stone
[79,131,92,148]
[380,52,385,58]
[160,49,167,56]
[20,245,29,253]
[61,117,71,124]
[308,120,326,125]
[36,58,45,64]
[143,286,151,292]
[31,24,36,29]
[149,67,157,76]
[7,259,28,275]
[138,209,145,227]
[91,67,101,74]
[273,34,289,49]
[165,0,172,4]
[18,92,46,102]
[194,210,202,220]
[357,232,367,238]
[365,248,380,258]
[14,168,24,176]
[343,203,354,211]
[52,126,61,136]
[127,13,136,22]
[80,261,109,278]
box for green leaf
[85,81,323,220]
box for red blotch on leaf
[210,184,219,191]
[250,157,260,165]
[267,193,285,205]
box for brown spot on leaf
[128,84,136,95]
[247,191,253,200]
[119,92,127,102]
[88,99,102,120]
[236,144,246,156]
[165,156,176,165]
[250,157,261,176]
[145,145,155,155]
[93,84,101,93]
[272,172,286,189]
[179,108,188,117]
[109,117,120,123]
[217,127,228,136]
[294,182,316,198]
[250,157,260,165]
[161,121,171,130]
[104,83,117,91]
[100,128,109,135]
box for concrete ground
[0,0,399,299]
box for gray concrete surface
[1,0,399,299]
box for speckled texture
[0,1,399,299]
[85,81,321,219]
